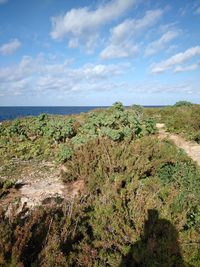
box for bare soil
[0,160,84,217]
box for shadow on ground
[119,209,194,267]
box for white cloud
[100,43,139,60]
[151,46,200,73]
[145,30,181,56]
[50,0,135,50]
[0,39,21,55]
[0,55,129,97]
[100,9,163,59]
[174,62,200,73]
[0,0,8,4]
[111,9,163,43]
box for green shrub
[111,101,124,111]
[130,104,144,116]
[174,101,193,107]
[57,145,73,163]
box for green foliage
[2,179,16,190]
[57,145,73,163]
[145,118,157,134]
[0,178,16,198]
[174,100,193,107]
[72,103,156,146]
[0,103,158,163]
[111,101,124,111]
[130,104,144,116]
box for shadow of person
[119,209,191,267]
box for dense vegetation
[0,102,156,164]
[0,102,200,266]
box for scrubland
[0,102,199,266]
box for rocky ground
[0,160,84,219]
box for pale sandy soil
[0,161,84,217]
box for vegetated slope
[0,103,200,267]
[144,101,200,143]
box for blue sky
[0,0,200,106]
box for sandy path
[157,123,200,166]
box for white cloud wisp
[145,30,180,56]
[151,46,200,73]
[100,9,163,59]
[0,39,21,55]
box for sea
[0,106,164,122]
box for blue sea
[0,106,164,122]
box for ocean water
[0,106,164,122]
[0,106,107,121]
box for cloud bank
[0,55,129,97]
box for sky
[0,0,200,106]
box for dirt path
[157,123,200,166]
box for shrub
[174,101,193,107]
[57,145,73,163]
[130,104,144,116]
[111,101,124,111]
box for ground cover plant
[0,102,200,266]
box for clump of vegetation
[174,100,193,107]
[0,178,16,198]
[57,144,73,163]
[130,104,144,116]
[71,102,156,145]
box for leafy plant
[57,145,73,163]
